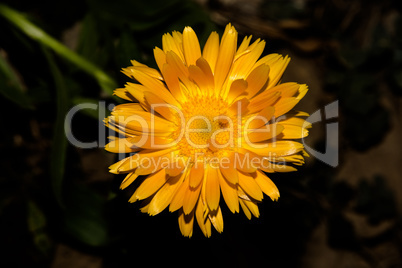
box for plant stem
[0,4,117,95]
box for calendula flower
[105,23,311,237]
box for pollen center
[172,96,238,161]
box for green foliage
[62,184,109,247]
[27,200,52,256]
[0,51,33,109]
[43,47,69,206]
[0,0,214,252]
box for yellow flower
[105,23,311,237]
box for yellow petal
[296,84,309,100]
[123,64,163,80]
[217,168,239,213]
[236,35,252,55]
[165,51,196,93]
[279,125,309,139]
[241,199,260,218]
[183,26,201,66]
[237,171,263,201]
[205,166,220,211]
[239,199,252,219]
[273,97,299,117]
[172,31,183,46]
[271,82,300,98]
[253,170,280,201]
[277,117,312,128]
[255,153,299,172]
[208,206,224,233]
[247,106,275,130]
[248,91,281,114]
[202,31,219,73]
[269,162,298,173]
[215,25,237,92]
[134,157,165,176]
[130,169,167,202]
[128,135,174,149]
[188,65,210,95]
[226,79,247,104]
[291,110,310,117]
[123,83,147,105]
[219,153,238,184]
[254,53,281,69]
[195,200,211,237]
[244,124,284,143]
[110,110,174,133]
[183,179,202,214]
[143,91,177,121]
[130,68,180,107]
[153,47,166,72]
[139,197,151,213]
[281,154,306,165]
[105,118,139,137]
[121,172,139,190]
[178,209,194,237]
[108,156,136,174]
[229,39,265,82]
[126,148,176,174]
[161,63,186,103]
[105,138,140,153]
[246,64,270,98]
[169,173,189,212]
[112,103,144,113]
[228,97,249,116]
[147,171,185,216]
[242,140,304,157]
[266,55,290,89]
[235,152,258,173]
[113,88,134,101]
[162,33,184,62]
[189,162,205,188]
[166,157,187,177]
[196,58,215,93]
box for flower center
[172,96,238,161]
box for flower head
[105,23,311,237]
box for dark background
[1,0,401,267]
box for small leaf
[0,50,33,108]
[27,200,52,255]
[43,47,69,206]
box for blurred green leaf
[0,51,33,109]
[27,200,47,232]
[27,200,52,255]
[43,47,69,206]
[0,4,117,95]
[63,184,108,247]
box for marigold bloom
[105,23,311,237]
